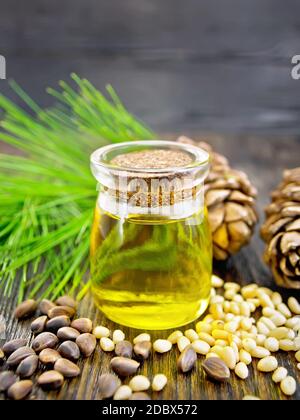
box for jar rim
[90,140,210,175]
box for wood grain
[1,0,300,134]
[0,135,299,400]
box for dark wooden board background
[1,0,300,134]
[0,135,300,400]
[0,0,300,400]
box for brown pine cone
[177,136,258,260]
[261,168,300,289]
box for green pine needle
[0,74,155,302]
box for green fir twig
[0,74,155,302]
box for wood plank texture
[0,135,299,400]
[1,0,300,133]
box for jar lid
[91,140,209,181]
[90,140,210,217]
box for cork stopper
[91,140,210,216]
[111,149,193,170]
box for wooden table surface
[0,135,300,400]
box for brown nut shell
[14,300,37,319]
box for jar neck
[91,140,210,220]
[97,176,205,220]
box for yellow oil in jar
[90,204,212,330]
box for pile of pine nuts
[179,276,299,397]
[97,372,168,400]
[208,276,300,386]
[95,276,299,399]
[1,277,299,400]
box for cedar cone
[177,136,258,260]
[261,168,300,289]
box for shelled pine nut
[294,337,300,351]
[224,321,239,333]
[285,317,299,330]
[272,367,288,383]
[198,333,215,346]
[210,303,224,319]
[241,284,258,299]
[259,287,272,296]
[260,317,276,331]
[257,292,274,309]
[133,333,151,344]
[257,356,278,372]
[153,340,172,354]
[211,320,224,330]
[211,296,224,305]
[220,347,236,370]
[112,330,125,344]
[215,339,228,347]
[230,342,239,363]
[152,374,167,392]
[223,302,231,313]
[242,338,256,352]
[167,331,183,344]
[287,297,300,315]
[212,330,229,341]
[241,331,255,340]
[279,339,295,352]
[270,313,287,327]
[235,362,248,379]
[239,349,252,365]
[224,314,235,323]
[224,282,240,292]
[272,292,282,306]
[113,385,132,401]
[257,321,270,336]
[206,352,220,359]
[240,316,252,329]
[287,329,295,340]
[247,299,260,311]
[230,302,240,315]
[256,334,266,346]
[280,376,296,396]
[211,346,225,358]
[177,336,190,353]
[268,327,289,340]
[224,290,236,301]
[191,340,210,355]
[184,329,199,342]
[203,315,214,324]
[93,326,110,339]
[233,295,243,304]
[195,322,212,334]
[100,337,115,352]
[277,303,292,319]
[264,337,279,352]
[211,275,224,288]
[129,375,150,392]
[242,395,260,400]
[262,307,277,317]
[231,335,242,349]
[251,346,271,359]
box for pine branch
[0,74,155,301]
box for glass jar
[90,140,212,330]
